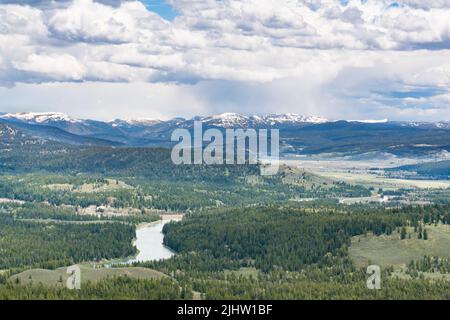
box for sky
[141,0,178,20]
[0,0,450,121]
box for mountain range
[1,111,450,158]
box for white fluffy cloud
[397,0,450,9]
[1,0,450,120]
[2,0,450,83]
[13,53,86,80]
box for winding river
[126,215,183,263]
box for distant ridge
[0,118,122,147]
[2,111,449,129]
[1,111,450,157]
[0,111,329,128]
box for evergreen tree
[400,227,407,240]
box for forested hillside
[392,161,450,179]
[162,205,450,272]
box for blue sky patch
[141,0,178,21]
[379,88,445,99]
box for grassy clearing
[224,267,260,278]
[45,183,72,191]
[45,179,133,193]
[9,266,167,286]
[319,172,450,190]
[281,166,334,189]
[349,224,450,269]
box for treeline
[2,270,449,299]
[0,171,370,211]
[392,204,450,225]
[0,276,192,300]
[128,261,450,300]
[162,205,450,272]
[199,273,450,300]
[2,202,159,224]
[0,177,152,209]
[0,145,259,182]
[0,214,137,269]
[407,256,450,276]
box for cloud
[0,0,129,7]
[396,0,450,9]
[0,0,450,120]
[13,53,86,81]
[2,0,450,84]
[0,81,209,120]
[46,0,161,44]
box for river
[126,215,183,264]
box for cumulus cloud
[396,0,450,9]
[2,0,450,83]
[0,0,450,120]
[46,0,161,43]
[13,53,86,80]
[0,0,129,7]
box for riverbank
[135,213,184,230]
[127,214,184,264]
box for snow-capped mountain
[262,113,328,125]
[348,119,389,124]
[200,113,252,128]
[0,112,82,124]
[0,111,329,134]
[0,111,330,147]
[110,119,161,128]
[0,112,117,136]
[197,112,328,128]
[2,111,450,156]
[202,112,244,121]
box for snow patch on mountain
[263,113,328,124]
[110,119,161,127]
[347,119,389,124]
[200,113,251,127]
[197,112,328,128]
[1,112,82,124]
[402,121,450,130]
